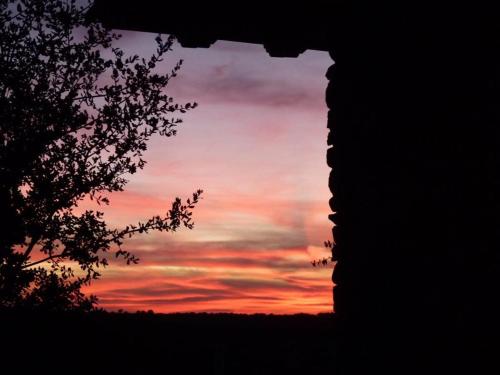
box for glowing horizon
[82,33,333,314]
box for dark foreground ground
[1,311,337,374]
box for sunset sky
[82,31,334,314]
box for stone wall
[325,4,500,372]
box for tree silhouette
[310,240,336,268]
[0,0,201,311]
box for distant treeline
[1,311,337,374]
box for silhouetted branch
[22,235,41,260]
[311,240,336,267]
[23,253,65,269]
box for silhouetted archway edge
[90,1,499,373]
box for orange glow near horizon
[82,34,333,314]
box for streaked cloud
[83,34,333,314]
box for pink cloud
[75,35,333,314]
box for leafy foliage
[0,0,201,311]
[310,240,336,267]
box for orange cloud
[77,37,333,314]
